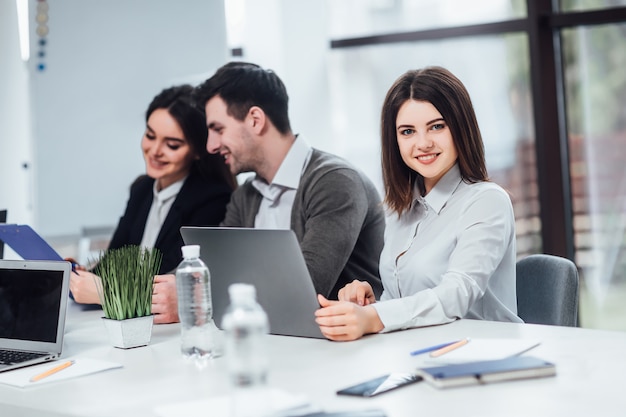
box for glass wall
[328,0,526,38]
[560,0,626,12]
[562,22,626,329]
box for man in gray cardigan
[200,62,384,300]
[152,62,384,323]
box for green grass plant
[94,245,162,320]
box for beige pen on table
[29,360,75,383]
[429,337,470,358]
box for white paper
[154,387,315,417]
[423,338,541,364]
[0,358,122,387]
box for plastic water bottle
[222,283,270,417]
[175,244,220,367]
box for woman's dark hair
[194,61,292,134]
[146,85,237,190]
[380,66,488,215]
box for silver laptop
[0,259,71,372]
[180,227,324,339]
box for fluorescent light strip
[16,0,30,61]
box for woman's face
[141,108,196,190]
[396,99,458,194]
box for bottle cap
[181,245,200,259]
[228,283,256,302]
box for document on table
[154,388,316,417]
[0,358,122,387]
[422,338,541,364]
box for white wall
[0,0,35,227]
[1,0,228,238]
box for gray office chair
[516,254,579,327]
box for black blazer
[108,171,232,273]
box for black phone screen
[336,373,422,397]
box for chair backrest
[516,254,579,327]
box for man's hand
[152,274,180,324]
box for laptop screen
[0,268,64,343]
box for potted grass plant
[94,245,162,349]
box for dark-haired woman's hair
[380,66,488,215]
[146,85,237,190]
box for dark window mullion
[330,19,528,48]
[549,7,626,28]
[527,0,575,260]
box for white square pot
[102,315,154,349]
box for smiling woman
[68,85,237,320]
[315,67,522,341]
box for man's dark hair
[195,61,292,134]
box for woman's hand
[151,274,180,324]
[314,294,384,341]
[69,270,102,304]
[338,280,376,306]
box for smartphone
[336,373,422,397]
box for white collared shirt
[252,136,312,229]
[372,164,522,332]
[140,177,186,249]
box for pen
[429,337,471,358]
[29,360,75,383]
[410,340,460,356]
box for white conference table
[1,301,626,417]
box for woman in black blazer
[70,85,236,313]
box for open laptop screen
[0,268,64,343]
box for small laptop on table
[0,259,71,372]
[180,227,324,339]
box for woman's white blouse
[373,164,522,332]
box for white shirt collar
[152,176,186,204]
[252,135,312,201]
[413,164,462,215]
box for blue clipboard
[0,224,63,261]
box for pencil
[429,337,470,358]
[410,340,459,356]
[29,360,75,382]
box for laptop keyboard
[0,349,47,365]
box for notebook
[0,259,71,372]
[415,356,556,388]
[180,227,325,339]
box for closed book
[416,355,556,389]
